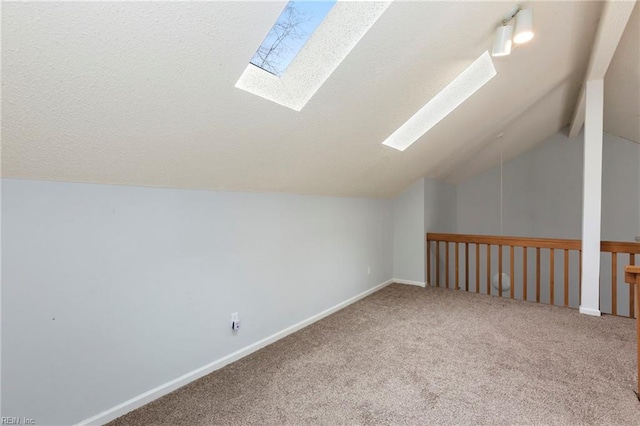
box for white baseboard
[579,306,602,316]
[75,278,394,426]
[393,278,426,288]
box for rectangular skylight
[382,51,497,151]
[236,2,391,111]
[250,1,337,77]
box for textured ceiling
[1,1,635,197]
[604,1,639,145]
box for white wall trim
[393,279,426,288]
[75,279,394,426]
[579,306,602,317]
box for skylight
[250,1,337,77]
[236,2,391,111]
[382,51,497,151]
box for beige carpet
[109,284,639,425]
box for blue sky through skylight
[250,1,337,77]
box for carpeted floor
[109,284,639,425]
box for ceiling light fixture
[492,25,513,57]
[514,8,534,44]
[382,51,497,152]
[491,6,534,57]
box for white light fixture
[492,24,513,57]
[492,273,511,293]
[514,8,534,44]
[382,51,497,151]
[491,6,534,57]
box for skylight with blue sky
[250,1,337,77]
[236,1,392,111]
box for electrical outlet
[367,266,371,275]
[231,312,240,332]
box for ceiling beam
[568,0,636,138]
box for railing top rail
[601,241,640,254]
[426,233,640,253]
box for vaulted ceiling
[604,0,639,146]
[2,1,638,198]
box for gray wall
[391,177,457,285]
[1,179,393,425]
[457,132,585,238]
[424,178,457,234]
[424,178,457,286]
[392,178,425,283]
[456,131,640,314]
[602,133,640,241]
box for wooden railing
[624,266,640,394]
[426,233,640,317]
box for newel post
[624,266,640,396]
[580,79,604,316]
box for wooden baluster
[487,245,491,296]
[631,254,636,318]
[499,245,503,296]
[427,239,431,287]
[446,242,450,289]
[436,241,440,287]
[550,248,555,306]
[523,247,528,301]
[465,243,469,292]
[564,249,569,307]
[536,248,541,303]
[475,244,480,293]
[455,242,459,290]
[579,250,582,305]
[612,252,617,316]
[510,245,515,299]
